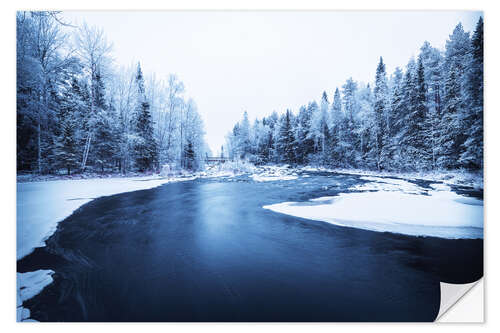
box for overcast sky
[61,11,481,154]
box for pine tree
[341,78,358,167]
[419,42,444,169]
[52,77,84,174]
[382,67,403,170]
[310,92,330,160]
[459,17,483,170]
[277,109,296,164]
[91,70,116,172]
[412,57,430,170]
[294,102,316,164]
[437,64,462,169]
[444,23,471,79]
[54,87,79,175]
[183,139,195,170]
[133,62,158,172]
[239,111,251,158]
[330,88,342,166]
[368,57,388,170]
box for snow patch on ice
[352,176,426,194]
[306,166,483,190]
[264,175,483,239]
[17,270,54,322]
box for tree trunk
[37,120,42,174]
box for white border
[2,0,497,331]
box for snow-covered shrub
[160,164,177,177]
[216,159,257,174]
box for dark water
[18,172,483,322]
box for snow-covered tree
[367,57,389,170]
[276,109,296,164]
[437,64,462,169]
[459,17,483,170]
[132,63,158,171]
[341,78,359,167]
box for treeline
[226,18,483,172]
[17,11,207,175]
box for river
[17,171,483,321]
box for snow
[300,166,483,190]
[264,177,483,239]
[250,165,298,182]
[353,176,426,194]
[17,270,54,304]
[17,270,54,322]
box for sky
[61,11,481,154]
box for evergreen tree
[302,102,317,162]
[54,83,79,175]
[419,42,444,169]
[91,70,116,172]
[277,109,296,164]
[369,57,388,170]
[133,62,158,171]
[437,64,462,169]
[341,78,358,167]
[183,139,195,170]
[239,111,251,158]
[444,23,471,78]
[310,92,330,160]
[459,17,483,170]
[330,88,342,165]
[381,67,403,169]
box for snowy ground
[264,175,483,239]
[251,165,299,182]
[300,166,483,190]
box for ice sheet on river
[264,177,483,239]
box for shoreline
[17,164,483,189]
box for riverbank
[17,163,483,190]
[300,166,483,190]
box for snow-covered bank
[17,270,54,322]
[301,166,483,190]
[264,176,483,239]
[251,165,299,182]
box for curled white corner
[436,279,482,321]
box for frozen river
[17,171,483,321]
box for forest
[17,11,207,175]
[17,12,483,176]
[225,18,483,172]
